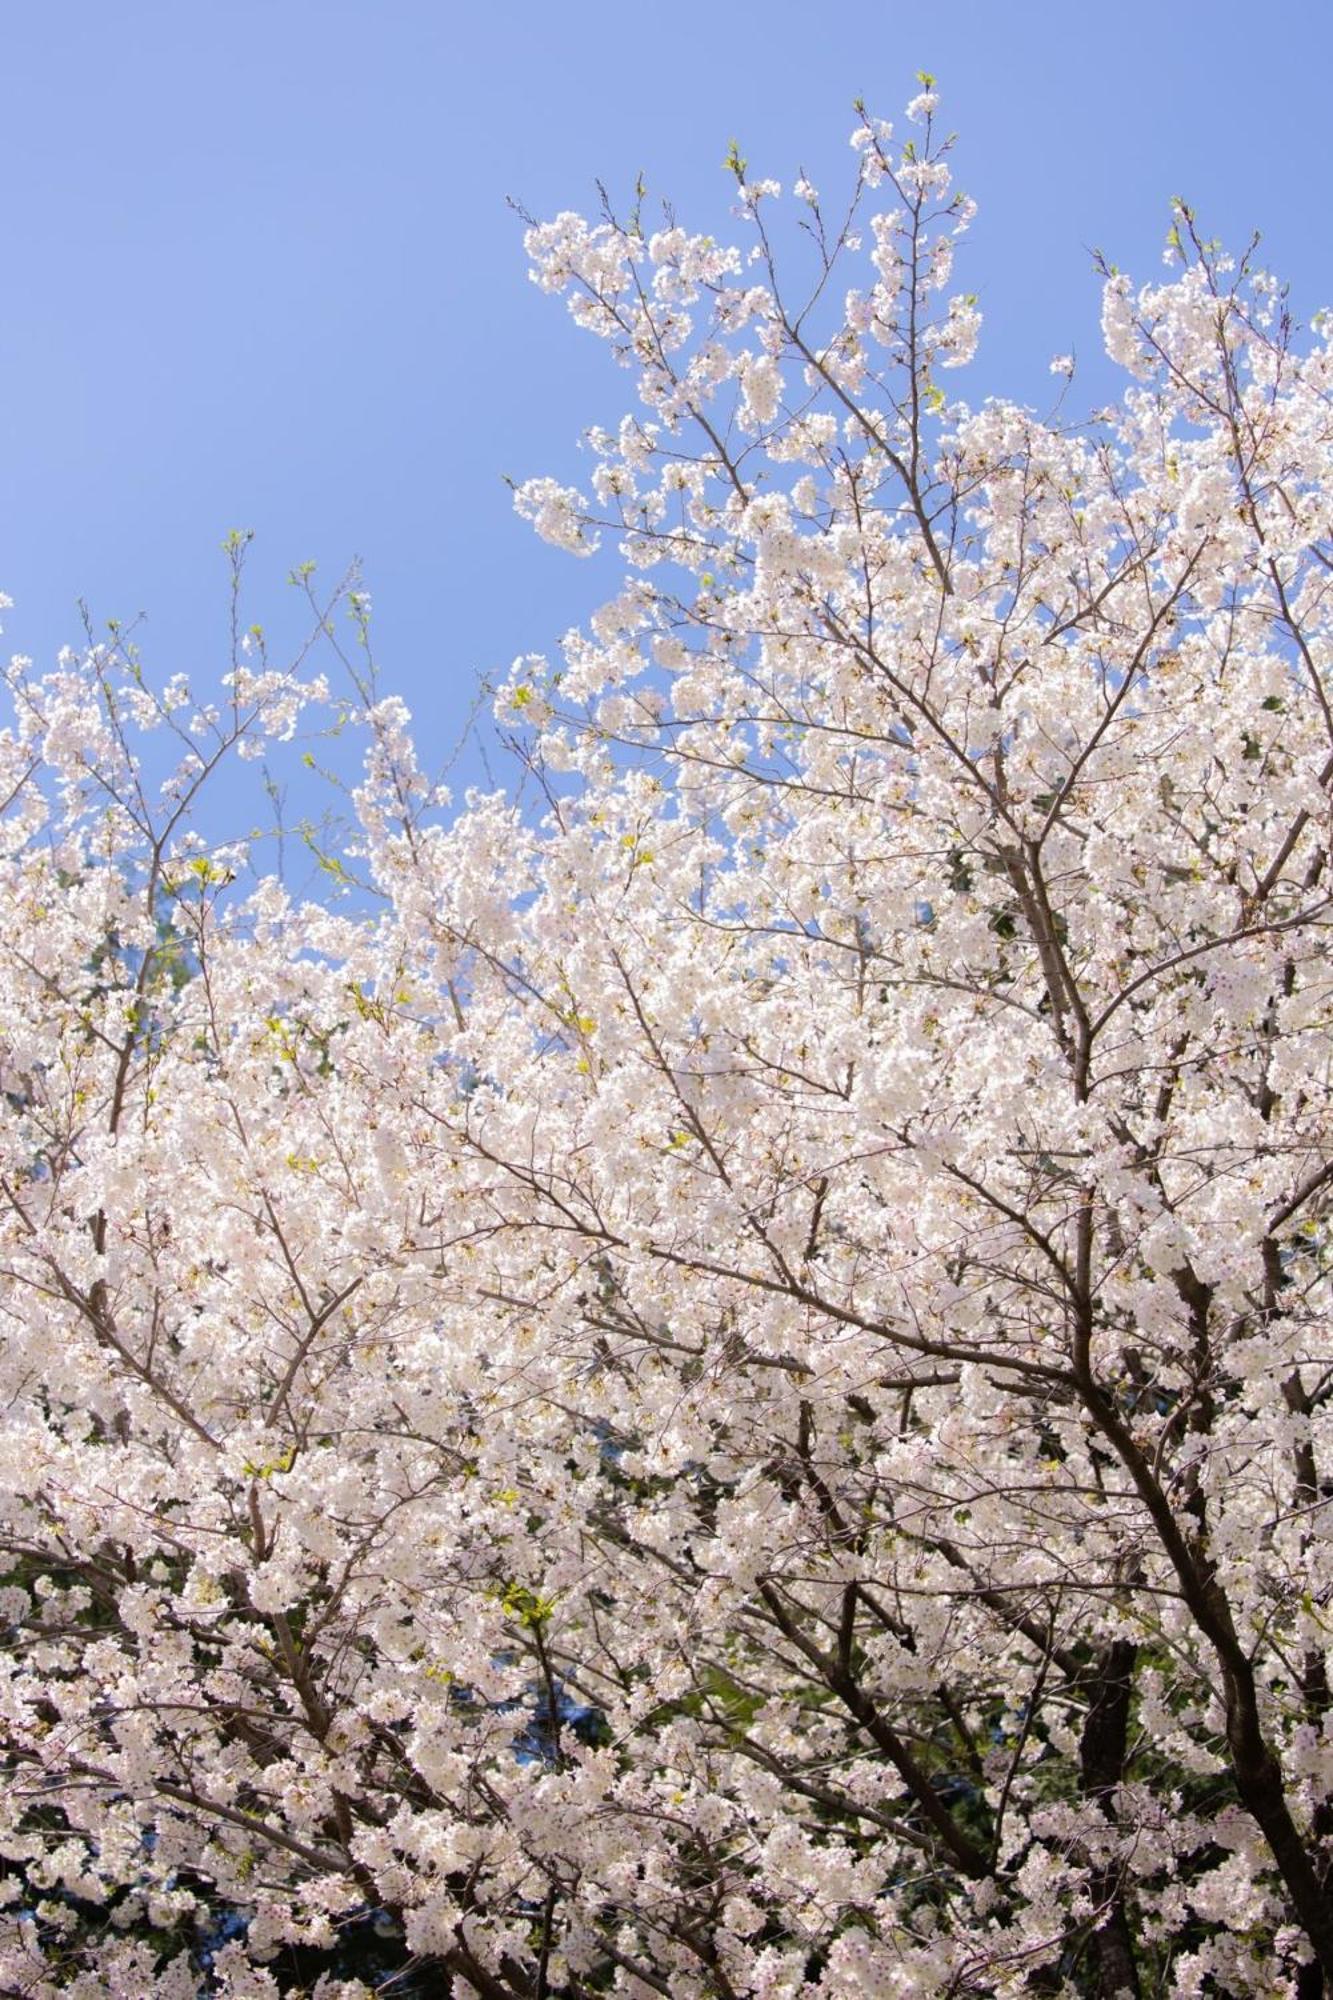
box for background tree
[2,87,1333,1997]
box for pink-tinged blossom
[2,87,1333,1999]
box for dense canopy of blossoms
[3,91,1333,1998]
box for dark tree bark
[1079,1639,1141,2000]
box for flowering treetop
[1,86,1333,1999]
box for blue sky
[4,1,1331,814]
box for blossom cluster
[3,94,1333,1998]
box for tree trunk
[1079,1639,1141,2000]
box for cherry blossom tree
[3,84,1333,1998]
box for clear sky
[4,1,1331,806]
